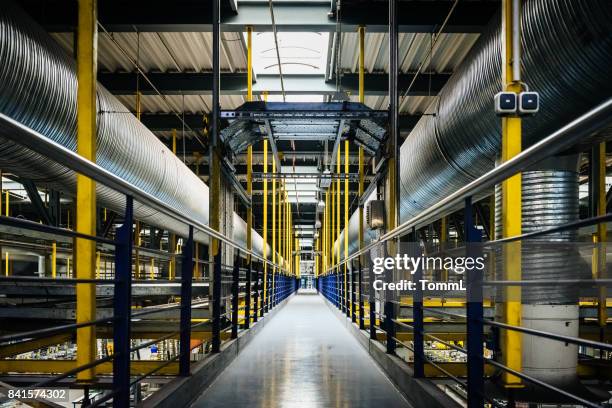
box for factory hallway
[190,291,411,408]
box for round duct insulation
[0,2,270,258]
[335,0,612,258]
[494,155,587,394]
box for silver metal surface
[0,2,269,258]
[190,292,412,408]
[334,0,612,258]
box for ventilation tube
[333,0,611,399]
[0,2,271,258]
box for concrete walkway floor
[190,291,412,408]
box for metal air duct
[0,2,272,259]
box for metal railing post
[465,196,484,406]
[245,258,252,329]
[350,263,356,322]
[179,225,194,376]
[369,264,377,340]
[212,246,222,353]
[112,196,133,407]
[412,227,425,377]
[253,262,259,322]
[384,300,396,354]
[358,257,365,330]
[231,252,240,339]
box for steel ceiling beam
[20,0,497,33]
[142,113,420,132]
[99,73,450,96]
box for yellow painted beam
[331,182,335,267]
[336,148,340,267]
[500,0,522,388]
[344,140,349,305]
[0,360,179,376]
[272,159,276,269]
[246,28,253,267]
[75,0,98,383]
[263,140,268,305]
[51,242,57,278]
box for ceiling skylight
[246,32,329,75]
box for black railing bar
[421,307,466,320]
[0,215,116,245]
[422,355,467,388]
[390,335,414,352]
[0,276,117,284]
[483,279,612,286]
[0,316,115,344]
[83,390,118,408]
[483,319,612,351]
[31,354,115,388]
[131,333,180,353]
[492,213,612,244]
[392,319,414,331]
[484,359,602,408]
[130,354,181,387]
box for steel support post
[244,27,252,329]
[262,140,268,315]
[231,253,240,339]
[384,300,396,354]
[590,144,608,338]
[369,261,377,339]
[465,197,484,407]
[344,140,349,316]
[212,248,222,353]
[112,196,133,408]
[253,262,259,322]
[75,0,98,383]
[412,228,425,377]
[501,0,522,387]
[350,262,356,322]
[179,226,194,375]
[358,257,365,329]
[245,258,252,328]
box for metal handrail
[0,113,282,270]
[323,98,612,273]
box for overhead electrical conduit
[0,2,278,261]
[333,0,612,399]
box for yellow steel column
[344,140,349,308]
[75,0,97,383]
[272,160,276,294]
[358,25,365,303]
[279,184,283,271]
[594,142,608,328]
[331,183,335,267]
[4,191,8,216]
[323,191,328,272]
[286,198,290,273]
[247,27,253,271]
[501,0,522,387]
[262,141,268,309]
[51,242,57,278]
[336,149,340,268]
